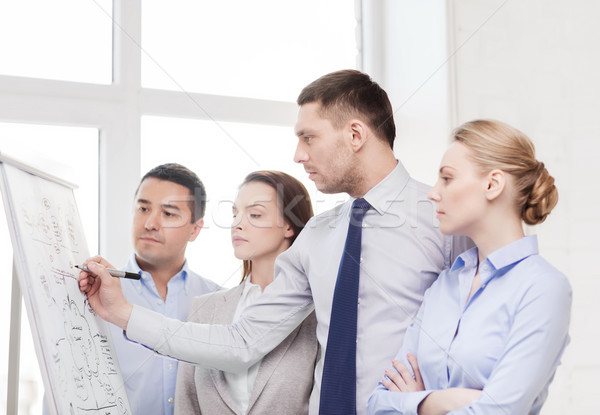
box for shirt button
[157,299,163,305]
[360,256,363,263]
[141,274,147,279]
[357,298,361,304]
[168,397,174,404]
[168,363,173,370]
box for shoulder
[518,255,572,300]
[306,202,346,228]
[188,287,223,313]
[185,269,222,293]
[404,175,434,196]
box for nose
[428,182,441,202]
[231,213,243,230]
[145,211,160,230]
[293,141,308,164]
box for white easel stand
[6,260,21,415]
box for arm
[370,354,480,415]
[367,300,430,415]
[79,248,315,373]
[448,273,572,415]
[418,389,481,415]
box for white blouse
[224,276,264,415]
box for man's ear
[348,119,370,151]
[485,169,506,201]
[189,218,204,242]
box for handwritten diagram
[0,162,131,415]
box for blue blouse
[367,235,571,415]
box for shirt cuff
[402,390,432,414]
[367,389,432,415]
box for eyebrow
[136,198,182,211]
[249,202,268,208]
[162,203,182,211]
[295,128,316,137]
[439,166,456,174]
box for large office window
[142,0,358,101]
[0,0,112,84]
[0,1,358,413]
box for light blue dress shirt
[125,161,471,415]
[367,235,572,415]
[110,254,220,415]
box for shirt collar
[241,275,262,297]
[126,253,190,292]
[359,160,410,215]
[450,235,539,276]
[486,234,539,270]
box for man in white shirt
[79,70,468,415]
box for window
[0,0,112,84]
[142,0,358,100]
[0,1,358,412]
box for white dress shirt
[126,161,470,415]
[224,277,263,415]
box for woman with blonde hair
[368,120,571,415]
[175,170,318,415]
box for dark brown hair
[136,163,206,222]
[239,170,314,281]
[297,69,396,148]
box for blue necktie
[319,198,371,415]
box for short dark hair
[297,69,396,148]
[239,170,314,281]
[136,163,207,221]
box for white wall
[448,0,600,412]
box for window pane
[0,123,99,413]
[142,0,358,101]
[0,0,112,84]
[141,116,346,288]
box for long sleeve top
[367,235,572,415]
[109,254,220,415]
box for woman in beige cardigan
[174,171,318,415]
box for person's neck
[249,258,276,292]
[349,151,397,198]
[136,256,184,300]
[470,214,525,263]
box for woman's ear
[485,169,506,201]
[284,222,294,239]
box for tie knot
[352,198,371,212]
[350,198,371,224]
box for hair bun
[521,161,558,225]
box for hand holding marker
[75,264,141,280]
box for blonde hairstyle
[453,119,558,225]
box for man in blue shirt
[109,163,220,415]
